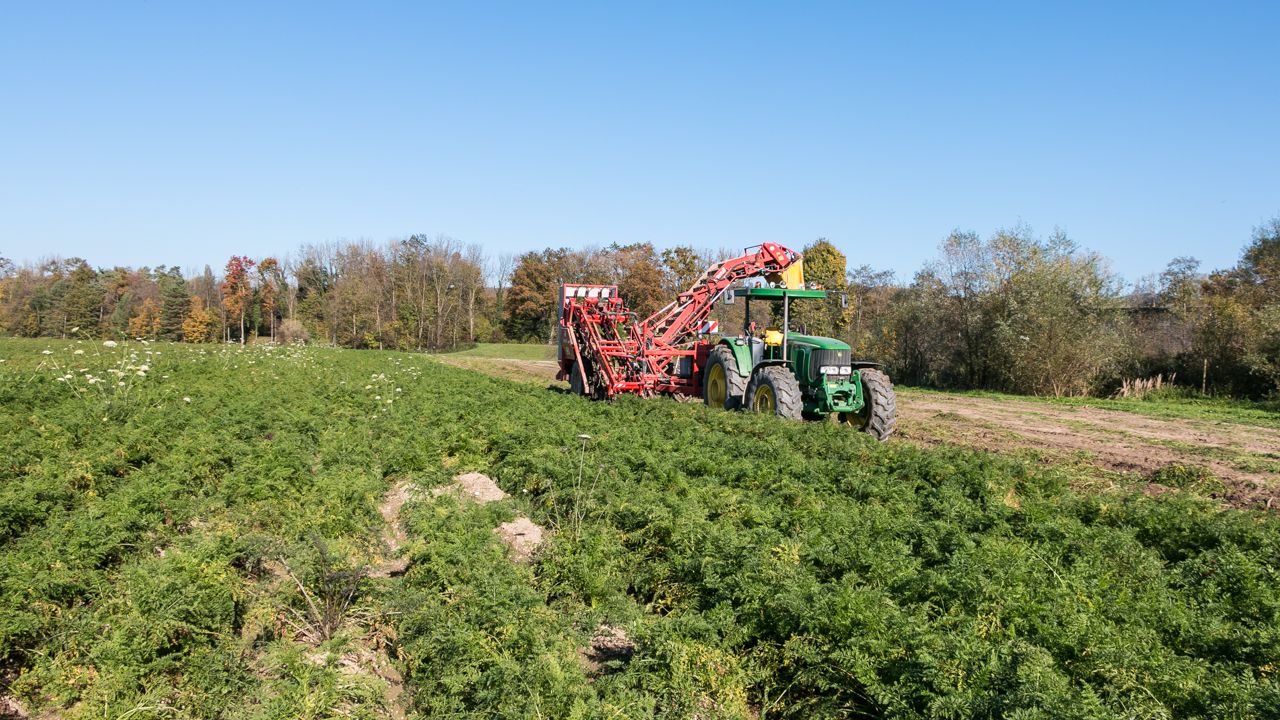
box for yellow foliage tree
[182,296,217,343]
[127,298,161,339]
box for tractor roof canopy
[732,287,827,299]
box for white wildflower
[183,397,191,403]
[74,349,84,355]
[103,340,118,348]
[41,350,52,355]
[117,381,125,387]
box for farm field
[437,344,1280,510]
[2,337,1279,719]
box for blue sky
[2,1,1277,283]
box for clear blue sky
[2,1,1277,283]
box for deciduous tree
[128,297,161,339]
[182,296,218,343]
[220,255,255,344]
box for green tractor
[702,287,897,441]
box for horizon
[0,225,1263,288]
[2,2,1277,284]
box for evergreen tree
[59,260,102,336]
[158,268,191,340]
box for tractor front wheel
[704,345,747,410]
[841,368,897,441]
[746,366,803,420]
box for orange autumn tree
[220,255,255,344]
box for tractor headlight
[839,366,852,375]
[819,365,838,375]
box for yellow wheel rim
[753,384,776,414]
[707,364,727,407]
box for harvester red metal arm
[640,242,801,346]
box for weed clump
[1149,462,1226,494]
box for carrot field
[1,337,1277,719]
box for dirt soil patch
[0,694,28,719]
[578,625,636,676]
[898,393,1279,509]
[431,471,509,504]
[495,516,545,561]
[370,481,416,578]
[434,354,563,385]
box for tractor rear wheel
[841,368,897,441]
[704,345,747,410]
[746,366,803,420]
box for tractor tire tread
[707,345,748,410]
[859,368,897,441]
[747,365,804,420]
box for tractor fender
[719,338,754,378]
[746,359,791,387]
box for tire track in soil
[899,395,1279,509]
[358,480,416,720]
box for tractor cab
[733,286,828,362]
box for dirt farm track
[435,352,1280,511]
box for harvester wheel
[746,366,803,420]
[704,346,747,410]
[842,368,897,441]
[569,362,587,396]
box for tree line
[770,222,1278,399]
[0,236,491,352]
[1,219,1277,398]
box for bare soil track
[899,394,1279,509]
[434,353,1279,509]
